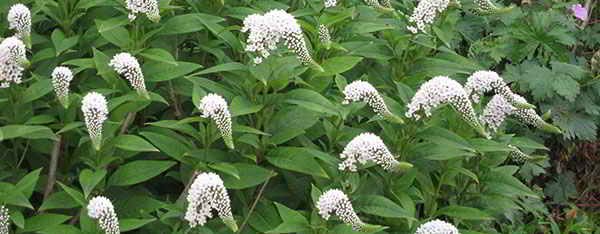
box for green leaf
[79,169,107,198]
[51,29,79,56]
[544,171,577,205]
[120,218,156,232]
[23,213,71,232]
[266,147,329,178]
[221,163,273,189]
[0,125,57,141]
[140,131,191,161]
[552,75,580,102]
[159,13,207,35]
[95,19,129,48]
[285,89,340,116]
[436,205,494,220]
[114,134,159,152]
[195,62,246,75]
[144,61,202,82]
[0,182,33,209]
[39,191,80,211]
[108,160,176,186]
[57,182,86,206]
[21,78,53,103]
[16,168,42,198]
[209,163,240,180]
[266,202,310,233]
[230,96,264,117]
[266,107,320,145]
[354,195,414,220]
[315,56,363,77]
[140,48,177,65]
[38,224,83,234]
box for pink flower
[571,4,588,21]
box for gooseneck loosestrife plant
[87,196,120,234]
[0,0,586,232]
[185,172,237,231]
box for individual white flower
[318,24,331,48]
[406,0,450,33]
[481,94,561,134]
[82,92,109,151]
[199,94,234,149]
[316,189,365,231]
[241,10,323,71]
[109,53,149,98]
[87,196,120,234]
[324,0,337,8]
[406,76,488,138]
[51,66,74,108]
[339,132,406,172]
[0,206,9,234]
[415,219,459,234]
[185,172,237,231]
[7,4,31,43]
[125,0,160,22]
[343,80,403,123]
[0,37,27,88]
[465,70,534,109]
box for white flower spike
[343,80,404,124]
[51,66,74,108]
[406,76,489,138]
[415,219,459,234]
[0,206,9,234]
[0,37,27,88]
[481,94,561,134]
[109,53,149,98]
[82,92,109,151]
[199,94,234,149]
[406,0,450,33]
[324,0,337,8]
[87,196,120,234]
[185,172,237,231]
[7,4,31,46]
[316,189,365,231]
[125,0,160,22]
[508,145,532,164]
[339,133,412,172]
[364,0,394,11]
[465,70,534,109]
[241,9,323,71]
[318,24,332,49]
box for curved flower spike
[415,219,459,234]
[324,0,337,8]
[406,76,489,138]
[471,0,514,15]
[241,9,323,71]
[185,172,237,231]
[343,80,404,124]
[87,196,120,234]
[339,133,412,172]
[508,145,532,164]
[51,66,74,108]
[318,24,332,50]
[199,94,234,149]
[364,0,394,11]
[109,53,149,98]
[465,70,534,109]
[317,189,384,232]
[481,94,561,134]
[406,0,450,33]
[0,206,9,234]
[82,92,109,151]
[125,0,160,22]
[0,37,27,88]
[7,4,31,47]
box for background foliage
[0,0,598,233]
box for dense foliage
[0,0,598,233]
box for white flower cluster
[406,0,450,33]
[125,0,160,22]
[508,145,530,164]
[0,37,27,88]
[465,70,533,109]
[87,196,120,234]
[343,81,392,117]
[318,24,331,47]
[7,4,31,41]
[471,0,513,15]
[380,0,393,8]
[199,94,234,149]
[0,206,9,234]
[406,76,486,136]
[82,92,109,150]
[316,189,365,231]
[241,10,319,68]
[481,94,560,133]
[364,0,393,11]
[324,0,337,8]
[339,132,400,172]
[109,53,148,98]
[51,66,74,108]
[415,219,459,234]
[185,172,237,231]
